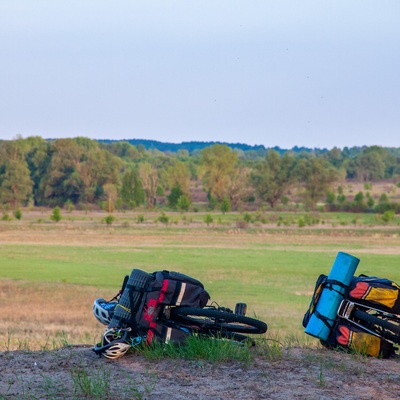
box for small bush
[50,206,62,223]
[1,212,11,221]
[157,212,169,224]
[382,210,395,224]
[366,193,375,208]
[220,198,231,214]
[243,213,253,223]
[104,215,115,225]
[204,214,213,226]
[13,209,22,220]
[65,200,75,213]
[379,193,389,203]
[298,217,306,228]
[137,214,145,223]
[177,195,191,212]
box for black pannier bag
[108,269,210,344]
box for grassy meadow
[1,209,400,351]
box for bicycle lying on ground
[304,252,400,357]
[93,269,268,359]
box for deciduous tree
[120,168,145,208]
[138,161,159,208]
[0,140,33,208]
[201,144,238,203]
[251,150,296,208]
[297,156,338,209]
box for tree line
[0,136,399,213]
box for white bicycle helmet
[102,342,131,360]
[93,298,117,326]
[101,328,126,346]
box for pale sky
[1,1,399,149]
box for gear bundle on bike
[93,268,267,359]
[304,272,400,358]
[108,269,210,345]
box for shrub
[366,193,375,208]
[298,217,306,228]
[220,198,231,214]
[50,206,62,223]
[65,200,75,213]
[326,191,335,205]
[207,192,218,210]
[157,212,169,224]
[104,215,115,225]
[204,214,213,226]
[167,185,183,209]
[1,212,11,221]
[382,210,395,224]
[337,194,346,204]
[243,213,252,223]
[177,195,191,212]
[13,208,22,220]
[379,193,389,203]
[137,214,145,223]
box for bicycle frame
[338,298,400,345]
[338,299,385,338]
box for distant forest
[98,139,270,154]
[1,136,400,215]
[98,138,344,157]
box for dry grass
[0,280,113,351]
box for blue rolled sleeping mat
[304,252,360,341]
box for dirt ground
[1,345,399,399]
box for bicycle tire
[353,309,400,344]
[170,307,267,334]
[164,317,253,344]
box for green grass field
[1,211,400,349]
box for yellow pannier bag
[349,276,400,313]
[337,324,381,357]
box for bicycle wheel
[353,309,400,344]
[170,307,267,334]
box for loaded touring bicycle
[303,252,400,358]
